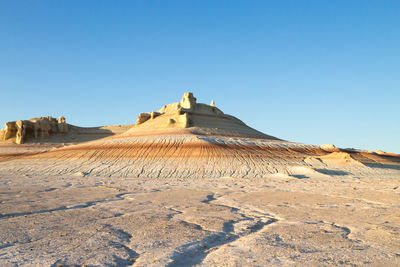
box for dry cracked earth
[1,171,399,266]
[2,93,399,266]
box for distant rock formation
[136,111,162,125]
[180,92,197,109]
[2,92,397,179]
[2,116,69,144]
[320,144,340,152]
[57,116,68,133]
[4,122,17,141]
[134,92,228,129]
[129,92,273,139]
[15,120,26,145]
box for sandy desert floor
[1,169,399,266]
[1,96,399,266]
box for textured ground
[2,128,398,179]
[0,127,399,266]
[0,171,399,266]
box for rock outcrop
[0,92,398,179]
[180,92,197,109]
[2,116,69,144]
[58,116,68,133]
[132,92,265,138]
[320,143,341,152]
[4,122,17,141]
[15,120,26,145]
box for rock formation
[58,116,68,133]
[4,122,17,140]
[15,120,26,145]
[0,94,399,267]
[0,92,398,180]
[2,116,69,144]
[320,143,341,152]
[132,92,261,137]
[180,92,197,109]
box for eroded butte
[0,93,399,266]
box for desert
[0,93,399,266]
[2,2,399,266]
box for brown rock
[15,120,26,144]
[4,121,17,141]
[2,115,70,144]
[58,116,68,133]
[180,92,197,110]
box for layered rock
[2,116,69,144]
[0,92,398,178]
[58,116,68,133]
[132,92,269,138]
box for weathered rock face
[131,92,267,140]
[180,92,197,109]
[2,116,69,144]
[58,116,68,133]
[134,92,232,131]
[320,143,341,152]
[4,122,17,140]
[1,92,397,180]
[136,113,152,125]
[15,120,26,145]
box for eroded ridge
[0,133,328,178]
[0,92,399,178]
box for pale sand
[0,169,399,266]
[0,93,399,266]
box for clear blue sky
[1,1,399,153]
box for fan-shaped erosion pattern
[0,92,399,266]
[1,92,397,178]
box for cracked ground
[0,172,399,266]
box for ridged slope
[0,130,325,178]
[0,93,398,178]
